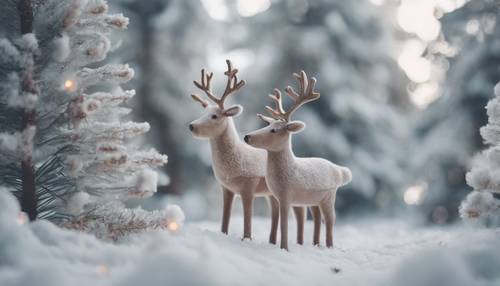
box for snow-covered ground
[1,191,499,286]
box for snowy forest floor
[1,192,500,286]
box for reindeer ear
[223,104,243,117]
[286,121,306,133]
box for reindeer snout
[189,124,194,131]
[244,135,250,143]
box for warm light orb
[167,221,179,232]
[64,80,75,91]
[403,184,426,205]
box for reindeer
[189,60,311,243]
[244,71,352,250]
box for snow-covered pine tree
[0,0,183,239]
[460,82,500,225]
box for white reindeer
[189,60,311,243]
[244,71,352,250]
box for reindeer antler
[191,60,246,109]
[265,70,320,121]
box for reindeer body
[245,71,352,250]
[209,118,268,195]
[267,152,350,203]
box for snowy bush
[460,82,500,225]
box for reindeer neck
[209,118,241,155]
[267,137,295,167]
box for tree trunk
[18,0,38,221]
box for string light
[167,221,179,232]
[64,79,75,91]
[403,183,427,205]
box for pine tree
[0,0,182,239]
[460,82,500,225]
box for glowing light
[208,49,255,72]
[410,82,440,108]
[167,221,179,232]
[398,40,432,83]
[237,0,271,17]
[397,0,441,41]
[369,0,385,6]
[435,0,467,13]
[64,80,75,91]
[466,19,480,35]
[403,184,427,205]
[97,264,109,276]
[200,0,229,21]
[17,212,28,225]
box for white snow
[52,34,70,62]
[0,190,499,286]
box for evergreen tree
[0,0,182,238]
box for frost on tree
[460,82,500,225]
[0,0,182,239]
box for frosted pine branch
[0,39,20,64]
[76,64,134,90]
[60,201,185,240]
[460,191,500,225]
[66,122,150,143]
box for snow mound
[0,190,499,286]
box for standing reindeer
[244,71,352,250]
[189,60,310,243]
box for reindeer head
[189,60,246,139]
[244,71,319,152]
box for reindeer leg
[241,180,258,240]
[279,198,290,250]
[268,196,279,244]
[293,206,305,245]
[319,193,335,248]
[311,206,322,246]
[221,187,234,234]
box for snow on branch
[60,201,184,240]
[76,64,134,90]
[0,39,20,64]
[66,122,150,143]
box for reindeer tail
[340,167,352,186]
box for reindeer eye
[270,129,276,133]
[211,114,218,119]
